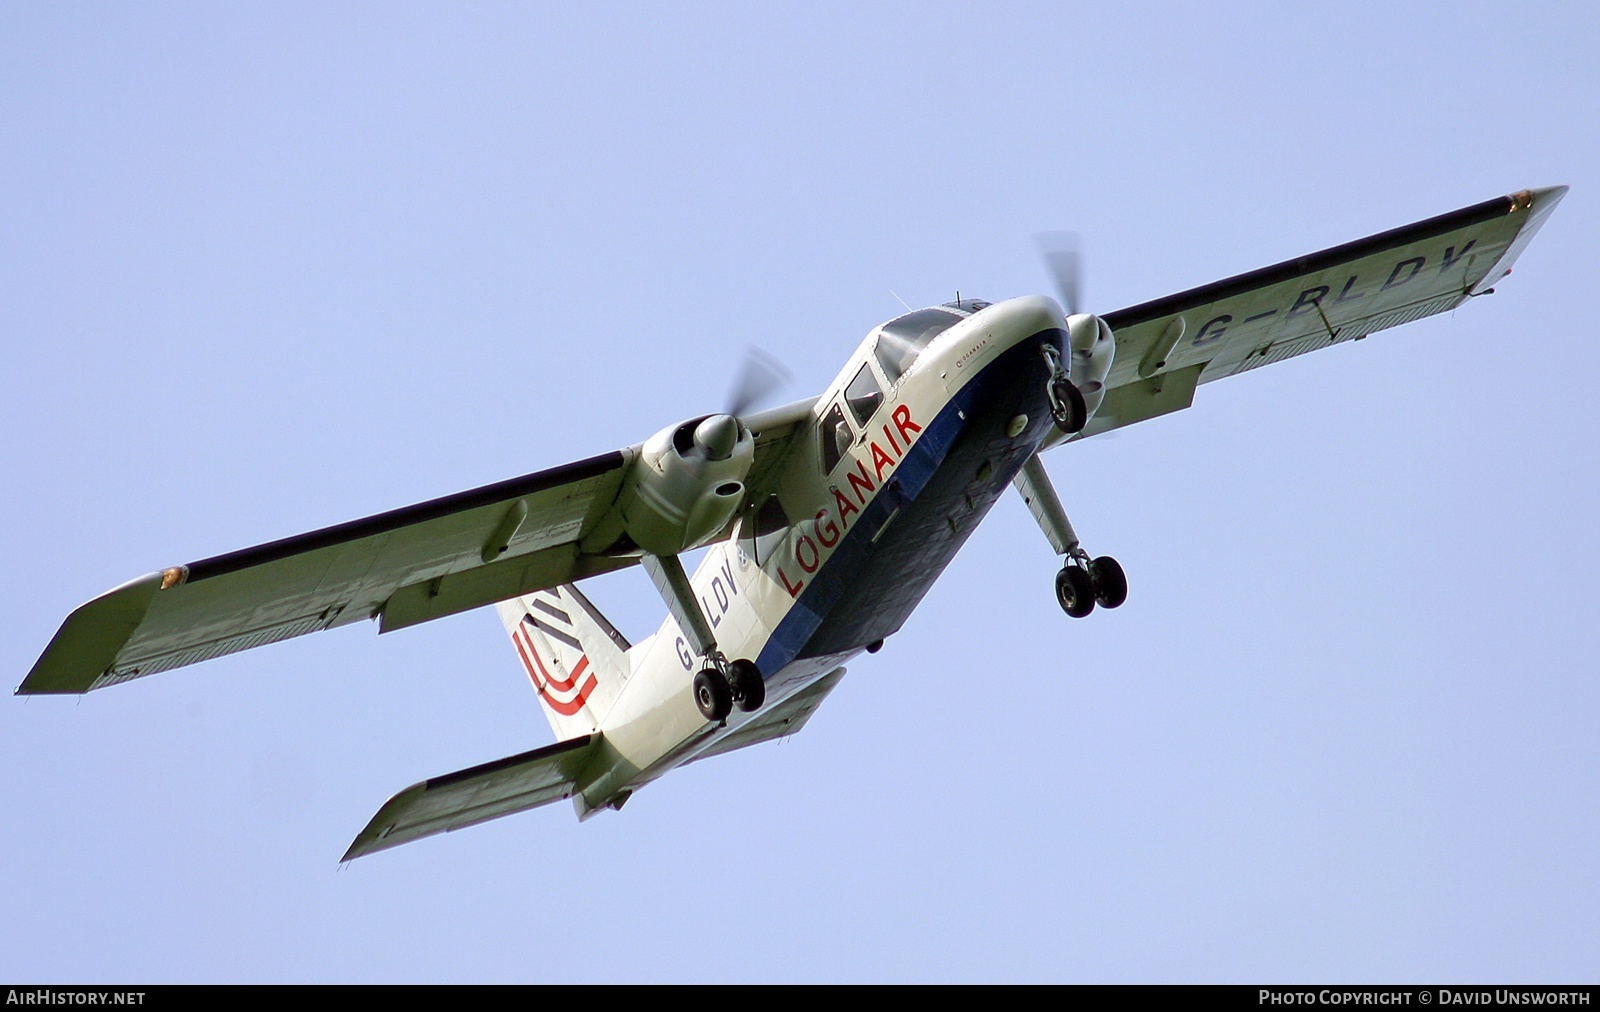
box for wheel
[1055,565,1096,618]
[693,667,733,722]
[1090,555,1127,609]
[727,658,765,712]
[1050,378,1087,434]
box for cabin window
[844,364,883,426]
[819,401,853,474]
[875,307,962,383]
[744,494,791,566]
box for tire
[693,667,733,722]
[1050,378,1088,434]
[1055,565,1096,618]
[727,658,765,712]
[1091,555,1127,609]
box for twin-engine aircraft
[21,187,1566,860]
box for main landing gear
[641,553,766,724]
[1054,552,1126,618]
[1013,454,1127,619]
[692,658,765,722]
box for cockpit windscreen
[875,308,962,383]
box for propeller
[1033,229,1118,436]
[1034,230,1084,316]
[724,346,792,418]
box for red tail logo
[511,616,598,716]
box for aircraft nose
[990,294,1069,336]
[971,295,1070,360]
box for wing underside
[1066,186,1567,441]
[21,397,817,696]
[21,454,634,694]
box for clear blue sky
[3,2,1596,983]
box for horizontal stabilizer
[692,667,844,763]
[344,733,600,860]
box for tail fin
[495,585,631,739]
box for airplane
[20,186,1567,861]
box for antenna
[889,289,912,312]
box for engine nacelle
[615,413,754,557]
[1066,313,1115,423]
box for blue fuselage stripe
[752,333,1054,677]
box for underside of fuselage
[586,314,1069,815]
[798,326,1065,658]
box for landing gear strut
[642,553,766,723]
[1013,454,1127,619]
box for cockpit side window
[844,364,883,427]
[875,307,962,384]
[819,401,853,474]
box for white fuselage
[574,295,1069,813]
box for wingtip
[1518,185,1569,210]
[1519,185,1570,231]
[15,680,90,697]
[340,829,385,863]
[340,830,388,863]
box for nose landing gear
[1042,344,1088,434]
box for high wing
[1069,186,1567,441]
[20,398,817,695]
[343,733,601,860]
[729,396,818,511]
